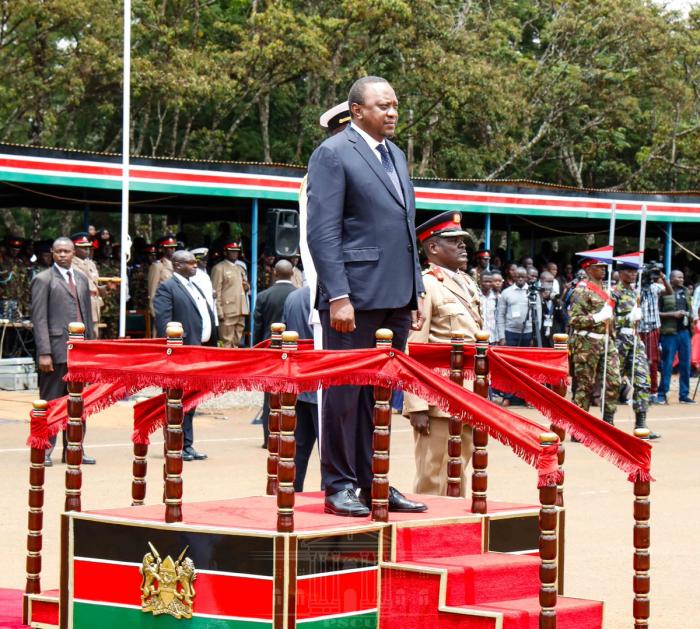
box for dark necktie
[66,270,83,323]
[376,144,405,204]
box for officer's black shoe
[324,489,370,517]
[82,454,97,464]
[359,487,428,513]
[602,412,615,426]
[44,456,53,467]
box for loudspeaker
[266,209,300,257]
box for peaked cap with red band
[224,241,241,251]
[417,211,469,242]
[156,236,177,248]
[71,232,92,247]
[7,237,23,248]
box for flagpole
[629,205,648,402]
[118,0,132,338]
[600,203,616,414]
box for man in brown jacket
[404,211,483,496]
[147,236,176,315]
[210,241,250,347]
[71,232,104,338]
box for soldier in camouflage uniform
[1,237,30,320]
[568,259,621,424]
[612,262,661,439]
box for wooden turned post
[131,442,148,506]
[551,333,569,509]
[633,428,651,628]
[371,328,394,523]
[471,330,490,514]
[447,330,466,498]
[266,322,286,496]
[539,432,559,629]
[277,331,299,533]
[65,322,85,513]
[24,400,48,618]
[164,322,184,523]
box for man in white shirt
[190,247,218,327]
[153,250,218,460]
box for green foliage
[1,0,699,194]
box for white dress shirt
[192,267,218,326]
[350,122,387,163]
[54,263,73,283]
[175,273,212,343]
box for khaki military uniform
[404,264,483,496]
[211,259,249,347]
[147,257,173,315]
[72,256,103,338]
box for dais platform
[25,493,602,629]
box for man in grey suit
[307,76,427,516]
[31,236,95,466]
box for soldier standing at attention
[71,232,104,338]
[210,241,250,347]
[404,211,483,496]
[147,236,176,315]
[612,261,660,439]
[569,259,621,424]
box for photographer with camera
[496,266,542,406]
[658,270,695,404]
[612,261,661,438]
[539,271,566,347]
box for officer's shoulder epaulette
[426,266,445,282]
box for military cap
[475,249,491,259]
[191,247,208,259]
[223,241,241,251]
[156,236,178,248]
[71,232,93,247]
[320,102,351,132]
[143,244,156,254]
[616,261,640,271]
[6,236,24,248]
[416,211,469,242]
[34,240,52,254]
[580,258,607,269]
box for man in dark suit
[31,236,95,466]
[153,249,218,461]
[253,260,298,446]
[282,285,319,491]
[307,76,427,516]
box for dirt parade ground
[0,385,698,629]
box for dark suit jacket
[253,281,297,343]
[30,265,94,363]
[306,125,424,311]
[153,275,218,346]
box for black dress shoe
[360,487,428,513]
[324,489,370,517]
[82,454,96,465]
[44,456,53,467]
[183,447,208,461]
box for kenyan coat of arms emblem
[140,542,196,619]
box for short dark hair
[348,76,389,109]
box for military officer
[210,241,250,347]
[71,233,104,338]
[147,236,176,315]
[1,237,29,320]
[612,261,660,438]
[404,211,483,496]
[568,259,621,424]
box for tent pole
[118,0,132,338]
[484,212,491,261]
[250,198,259,346]
[664,222,672,276]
